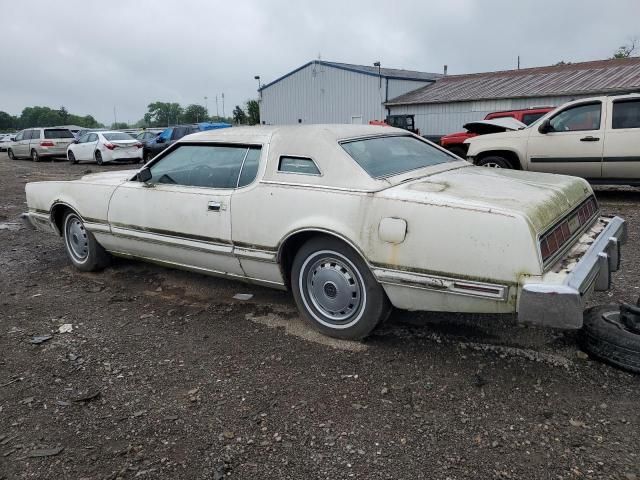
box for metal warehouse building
[386,57,640,139]
[258,60,441,125]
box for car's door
[85,133,100,160]
[526,101,604,179]
[12,130,25,156]
[602,97,640,182]
[73,133,90,160]
[18,129,34,157]
[105,142,259,277]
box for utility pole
[517,55,521,70]
[204,96,208,114]
[113,106,117,127]
[216,95,219,118]
[222,93,225,118]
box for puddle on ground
[0,222,22,231]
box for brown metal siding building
[386,58,640,138]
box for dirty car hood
[382,166,592,233]
[79,170,139,184]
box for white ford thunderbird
[23,125,626,339]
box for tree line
[0,99,261,132]
[0,106,101,131]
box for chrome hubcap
[65,216,89,261]
[305,254,362,323]
[483,162,502,168]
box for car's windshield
[103,132,134,141]
[341,135,455,179]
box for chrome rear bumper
[518,216,626,329]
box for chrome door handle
[208,201,222,212]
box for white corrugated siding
[388,94,595,137]
[260,64,432,125]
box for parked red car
[440,107,555,157]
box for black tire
[291,236,391,340]
[447,146,467,159]
[62,211,110,272]
[476,155,512,169]
[68,151,78,164]
[7,149,16,160]
[143,151,153,163]
[95,150,103,165]
[580,304,640,374]
[31,149,39,162]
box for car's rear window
[341,135,455,178]
[103,132,134,141]
[44,129,74,139]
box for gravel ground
[0,154,639,480]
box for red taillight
[104,143,116,150]
[539,196,599,263]
[40,141,55,147]
[135,143,142,148]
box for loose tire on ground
[580,304,640,374]
[476,155,512,168]
[291,236,391,340]
[62,211,110,272]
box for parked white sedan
[67,131,143,165]
[23,125,626,339]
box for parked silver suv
[7,127,75,161]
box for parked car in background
[143,122,231,162]
[466,94,640,185]
[7,127,75,161]
[440,107,555,157]
[67,131,142,165]
[134,130,161,143]
[22,125,625,340]
[0,133,15,152]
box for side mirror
[73,139,79,144]
[137,167,152,183]
[538,119,552,134]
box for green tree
[0,111,18,130]
[612,37,638,58]
[111,122,129,129]
[59,106,69,124]
[147,102,183,126]
[246,99,260,125]
[183,104,208,123]
[232,105,247,124]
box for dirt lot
[1,153,639,480]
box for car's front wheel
[68,151,78,164]
[291,236,391,340]
[7,149,16,160]
[95,150,103,165]
[476,155,512,168]
[62,211,110,271]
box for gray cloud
[2,0,638,125]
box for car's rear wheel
[68,151,78,164]
[7,149,16,160]
[31,149,39,162]
[291,236,391,340]
[476,155,512,168]
[95,150,103,165]
[580,303,640,374]
[144,151,153,163]
[62,211,110,272]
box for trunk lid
[382,165,593,233]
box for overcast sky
[2,0,639,125]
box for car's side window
[88,133,98,142]
[148,144,262,189]
[237,147,261,187]
[14,131,24,141]
[549,103,601,132]
[522,112,546,125]
[78,133,90,143]
[24,130,34,140]
[278,156,321,175]
[612,99,640,129]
